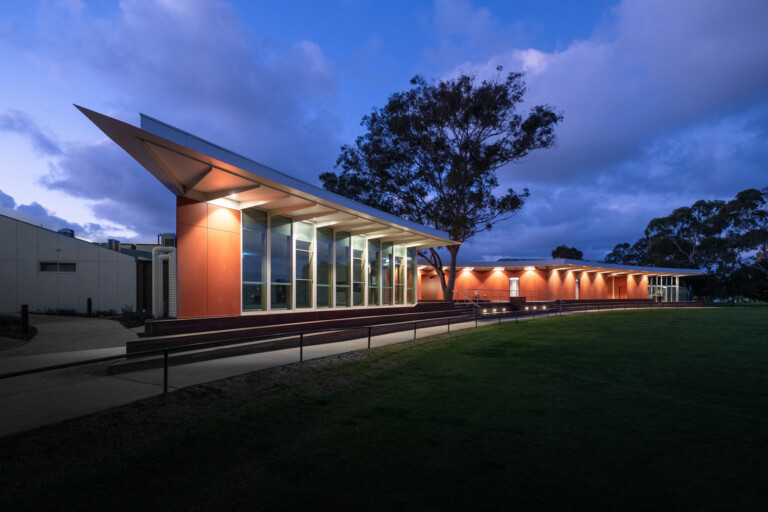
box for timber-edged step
[128,308,474,355]
[144,302,458,337]
[109,313,475,374]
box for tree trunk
[425,245,461,301]
[427,247,448,299]
[444,245,461,301]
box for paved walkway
[1,314,509,437]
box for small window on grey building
[40,262,77,272]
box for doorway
[509,277,519,298]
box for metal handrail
[451,289,481,308]
[0,300,708,395]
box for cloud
[27,0,341,177]
[0,188,107,239]
[40,139,176,238]
[4,0,345,241]
[0,189,15,209]
[0,110,62,156]
[451,0,768,189]
[438,0,768,260]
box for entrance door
[509,277,519,298]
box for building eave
[76,105,455,249]
[422,258,707,277]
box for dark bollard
[87,298,92,317]
[163,350,169,394]
[21,304,29,333]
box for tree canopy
[551,245,583,260]
[604,187,768,300]
[320,68,562,299]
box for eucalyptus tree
[321,68,562,299]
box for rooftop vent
[159,233,176,247]
[57,228,75,238]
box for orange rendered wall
[177,197,242,318]
[418,268,649,301]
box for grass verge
[1,308,767,510]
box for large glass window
[295,222,313,309]
[316,227,333,308]
[407,248,417,304]
[395,245,405,305]
[382,242,393,305]
[352,235,365,306]
[336,231,351,307]
[368,239,380,306]
[270,215,292,310]
[242,208,267,311]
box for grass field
[2,309,767,510]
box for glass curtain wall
[242,214,423,312]
[242,208,267,311]
[270,215,292,309]
[407,248,417,304]
[382,242,393,304]
[367,239,380,306]
[395,245,405,304]
[295,222,313,308]
[335,231,351,307]
[352,235,365,306]
[316,227,333,308]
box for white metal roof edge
[0,212,138,262]
[139,113,453,242]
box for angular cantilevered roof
[76,106,455,250]
[426,258,706,277]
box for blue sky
[1,0,766,261]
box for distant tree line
[605,187,768,301]
[551,245,583,260]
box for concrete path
[1,314,509,437]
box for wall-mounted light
[493,267,504,271]
[524,266,536,271]
[462,267,474,271]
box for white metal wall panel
[36,230,59,262]
[15,260,37,310]
[0,215,139,314]
[77,260,101,311]
[0,260,17,312]
[57,235,78,262]
[117,260,136,311]
[15,223,37,261]
[0,216,16,260]
[57,274,78,310]
[37,272,59,312]
[98,261,119,311]
[78,241,100,261]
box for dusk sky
[1,0,766,261]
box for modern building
[0,213,136,313]
[79,106,704,319]
[419,259,705,303]
[79,106,454,319]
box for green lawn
[2,309,768,511]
